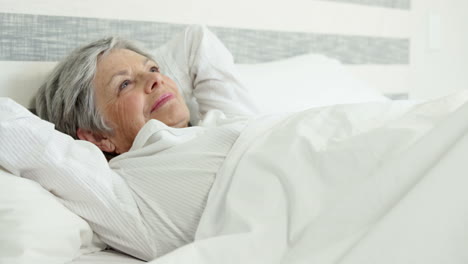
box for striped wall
[320,0,410,9]
[0,12,409,65]
[0,0,412,106]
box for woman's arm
[153,25,259,123]
[0,98,158,261]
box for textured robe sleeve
[153,25,259,123]
[0,98,159,261]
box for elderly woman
[1,25,257,261]
[36,24,257,155]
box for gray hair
[35,37,155,139]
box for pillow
[0,168,106,264]
[235,53,388,114]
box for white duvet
[150,92,468,264]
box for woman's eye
[150,66,160,73]
[119,80,130,90]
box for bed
[67,250,145,264]
[2,11,468,264]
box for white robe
[153,24,258,123]
[0,25,257,261]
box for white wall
[0,0,411,36]
[409,0,468,99]
[1,0,467,100]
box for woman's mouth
[151,93,174,112]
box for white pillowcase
[0,169,106,264]
[235,53,388,114]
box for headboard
[0,0,411,106]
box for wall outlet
[428,13,442,51]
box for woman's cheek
[112,96,143,126]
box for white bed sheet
[148,92,468,264]
[68,250,144,264]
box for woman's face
[92,48,190,154]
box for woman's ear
[76,128,116,153]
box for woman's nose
[144,72,164,94]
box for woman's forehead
[95,49,158,84]
[98,49,148,70]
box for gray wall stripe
[319,0,410,9]
[0,12,409,65]
[211,27,409,64]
